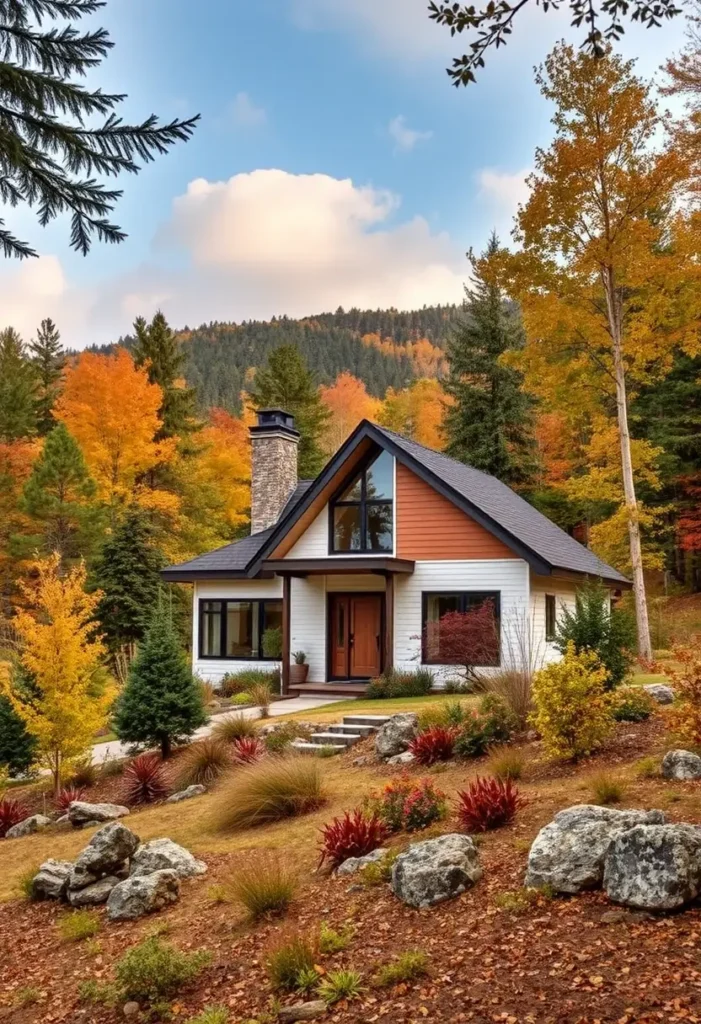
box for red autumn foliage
[421,600,499,682]
[0,797,29,837]
[318,808,388,868]
[409,726,458,765]
[456,776,525,832]
[231,736,264,765]
[55,785,87,812]
[121,753,169,805]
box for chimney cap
[250,408,299,438]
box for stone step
[343,714,391,727]
[290,741,344,755]
[310,731,362,747]
[325,723,377,737]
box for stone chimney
[249,409,299,534]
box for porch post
[384,572,394,674]
[282,574,291,695]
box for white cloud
[0,169,466,348]
[289,0,452,59]
[475,168,532,240]
[388,115,432,152]
[226,91,267,128]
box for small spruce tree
[29,319,65,436]
[0,328,37,441]
[114,600,207,758]
[0,694,37,777]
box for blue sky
[0,0,689,347]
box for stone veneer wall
[250,430,299,534]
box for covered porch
[262,557,415,695]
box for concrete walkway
[91,695,345,764]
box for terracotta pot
[289,663,309,685]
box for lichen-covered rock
[278,1002,327,1022]
[5,814,52,839]
[525,805,666,894]
[69,822,140,890]
[391,833,482,908]
[642,684,675,705]
[336,848,388,876]
[68,875,121,907]
[387,751,416,766]
[375,714,419,759]
[603,824,701,910]
[166,785,206,804]
[32,860,72,900]
[68,801,130,826]
[106,869,180,920]
[661,749,701,781]
[129,838,206,879]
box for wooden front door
[329,594,382,679]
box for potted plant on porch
[290,650,309,685]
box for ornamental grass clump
[209,756,326,833]
[486,745,526,782]
[530,643,613,760]
[374,950,430,987]
[409,726,458,765]
[265,929,318,991]
[175,738,232,789]
[318,808,387,868]
[211,714,257,743]
[222,853,296,920]
[317,969,364,1005]
[590,771,626,805]
[365,776,447,833]
[456,776,525,832]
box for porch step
[290,740,345,755]
[342,714,392,727]
[325,723,377,737]
[309,731,363,747]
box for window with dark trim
[545,594,557,642]
[329,449,393,553]
[199,599,283,659]
[421,591,500,666]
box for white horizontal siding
[290,576,327,682]
[530,575,600,666]
[394,559,531,684]
[192,578,283,684]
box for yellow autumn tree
[0,553,114,793]
[486,43,701,660]
[379,378,450,450]
[319,372,381,454]
[55,348,178,513]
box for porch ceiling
[262,557,415,577]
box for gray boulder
[32,860,72,900]
[642,683,675,705]
[336,848,388,876]
[68,876,121,907]
[5,814,52,839]
[604,824,701,910]
[375,713,419,759]
[129,838,207,879]
[387,751,416,766]
[107,869,180,921]
[661,749,701,781]
[69,822,140,890]
[525,805,666,894]
[68,801,130,827]
[391,833,482,908]
[166,785,206,804]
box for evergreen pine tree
[132,311,199,441]
[16,423,100,563]
[444,234,537,486]
[0,1,198,259]
[249,344,330,477]
[29,319,65,436]
[0,694,37,777]
[113,600,206,758]
[93,507,167,659]
[0,328,37,441]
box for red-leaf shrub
[55,785,87,812]
[409,726,458,765]
[121,753,169,805]
[318,808,388,868]
[456,776,525,832]
[420,600,499,684]
[232,736,264,765]
[365,776,447,832]
[0,797,29,837]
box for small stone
[123,1001,140,1018]
[387,750,416,766]
[107,869,180,921]
[278,1000,327,1022]
[642,683,675,705]
[68,801,130,826]
[129,838,207,879]
[166,785,206,803]
[32,860,73,900]
[375,713,419,759]
[661,749,701,781]
[5,814,52,839]
[68,876,121,907]
[391,833,482,908]
[352,756,369,767]
[336,848,388,876]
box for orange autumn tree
[319,372,381,454]
[183,408,251,548]
[56,348,177,513]
[487,44,701,660]
[379,378,450,450]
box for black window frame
[198,598,283,661]
[421,590,501,666]
[545,594,557,642]
[328,450,393,555]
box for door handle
[349,633,354,646]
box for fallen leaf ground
[2,704,701,1024]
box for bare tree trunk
[604,271,652,661]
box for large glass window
[199,599,283,659]
[330,450,393,553]
[422,591,500,666]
